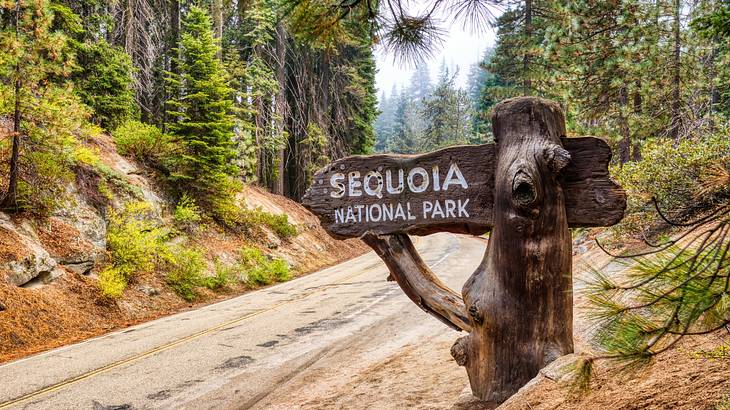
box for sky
[374,20,498,98]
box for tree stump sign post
[302,97,627,404]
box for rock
[0,300,6,311]
[0,220,58,286]
[264,229,281,249]
[451,385,498,410]
[539,353,582,383]
[33,217,104,276]
[54,186,107,249]
[138,285,160,297]
[63,261,96,275]
[20,267,66,288]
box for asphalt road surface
[0,233,486,409]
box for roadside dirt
[253,232,730,410]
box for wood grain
[302,138,624,238]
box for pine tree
[165,6,237,209]
[488,0,558,98]
[0,0,74,211]
[408,62,433,102]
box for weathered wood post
[302,97,626,404]
[453,97,574,402]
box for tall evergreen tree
[0,0,74,211]
[165,6,237,209]
[422,62,473,150]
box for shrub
[237,246,291,286]
[613,133,730,218]
[98,267,126,298]
[112,120,167,162]
[204,262,232,290]
[105,201,164,281]
[173,194,202,231]
[240,207,297,239]
[164,246,207,301]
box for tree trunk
[618,86,631,164]
[272,22,287,196]
[211,0,223,59]
[632,83,642,161]
[2,74,21,211]
[522,0,532,95]
[456,97,574,403]
[670,0,681,141]
[2,3,21,211]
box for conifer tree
[165,6,237,209]
[422,63,473,150]
[0,0,74,211]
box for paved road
[0,233,486,410]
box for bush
[164,246,207,301]
[204,262,232,290]
[240,207,297,239]
[112,120,167,163]
[98,267,127,298]
[613,134,730,216]
[237,246,291,286]
[102,201,165,297]
[173,194,202,231]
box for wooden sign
[302,137,625,238]
[302,97,628,404]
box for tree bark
[618,86,631,164]
[272,22,287,196]
[670,0,682,141]
[2,3,21,211]
[456,97,574,403]
[522,0,532,95]
[211,0,223,59]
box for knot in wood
[468,302,483,325]
[512,171,536,207]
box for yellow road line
[0,267,371,409]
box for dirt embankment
[0,134,367,364]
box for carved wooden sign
[301,97,627,405]
[302,138,625,238]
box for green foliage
[421,62,474,150]
[241,207,297,239]
[237,246,291,286]
[173,194,202,231]
[165,6,238,210]
[585,217,730,366]
[204,263,232,290]
[73,39,137,130]
[300,123,330,186]
[164,245,207,301]
[0,83,93,214]
[98,267,127,298]
[613,133,730,214]
[98,201,165,297]
[112,120,168,162]
[106,201,165,279]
